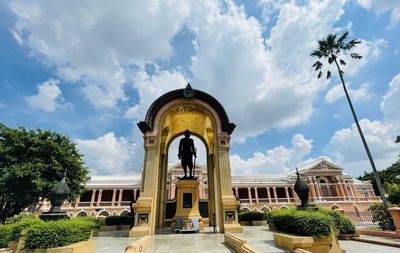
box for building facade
[40,158,380,218]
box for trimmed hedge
[0,224,13,248]
[238,211,265,221]
[105,215,134,226]
[0,218,44,248]
[318,209,355,234]
[270,209,335,237]
[24,219,96,249]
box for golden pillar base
[172,179,204,231]
[129,196,153,237]
[174,179,202,219]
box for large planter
[239,221,251,226]
[250,220,267,226]
[388,207,400,235]
[273,232,344,253]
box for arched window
[240,207,250,212]
[98,211,109,217]
[120,211,130,216]
[76,211,88,217]
[261,206,271,212]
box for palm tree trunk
[334,59,388,208]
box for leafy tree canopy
[0,123,89,223]
[358,160,400,202]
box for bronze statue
[178,130,197,179]
[294,167,309,207]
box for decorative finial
[183,83,194,98]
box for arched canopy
[137,84,236,134]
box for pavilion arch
[76,211,88,217]
[331,204,341,210]
[261,206,271,212]
[130,85,242,236]
[240,207,251,212]
[120,210,130,216]
[97,210,110,218]
[280,205,289,209]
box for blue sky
[0,0,399,177]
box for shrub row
[0,218,44,248]
[24,218,96,249]
[270,209,335,237]
[369,203,396,231]
[318,209,355,234]
[105,215,134,226]
[0,224,13,248]
[238,211,267,221]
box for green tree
[0,123,89,223]
[359,160,400,204]
[310,31,388,207]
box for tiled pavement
[93,226,400,253]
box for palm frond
[317,71,323,79]
[339,59,346,65]
[326,71,331,79]
[310,50,323,58]
[312,61,323,70]
[344,39,361,50]
[350,53,362,59]
[337,31,349,46]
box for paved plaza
[93,226,400,253]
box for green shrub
[238,211,265,221]
[369,203,396,231]
[4,212,37,224]
[270,208,335,237]
[105,216,134,226]
[10,218,44,241]
[0,224,13,248]
[263,211,272,222]
[24,219,96,249]
[319,209,355,234]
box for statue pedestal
[172,179,203,231]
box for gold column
[284,187,290,203]
[266,187,272,204]
[111,189,117,206]
[97,190,103,207]
[247,188,252,204]
[118,189,123,206]
[273,187,278,203]
[254,187,259,204]
[308,177,316,201]
[90,190,97,207]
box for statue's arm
[191,139,196,157]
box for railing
[77,202,91,207]
[310,196,381,202]
[343,210,395,230]
[74,201,132,208]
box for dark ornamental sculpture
[183,83,194,98]
[178,130,197,179]
[294,167,309,208]
[39,176,70,221]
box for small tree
[0,123,89,223]
[310,31,388,207]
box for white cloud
[325,82,371,104]
[230,134,313,175]
[10,0,191,109]
[327,73,400,176]
[357,0,400,27]
[25,78,63,112]
[328,119,398,176]
[0,102,6,108]
[190,0,349,142]
[123,105,140,120]
[381,73,400,122]
[76,132,137,175]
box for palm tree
[310,31,388,208]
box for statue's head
[184,130,191,137]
